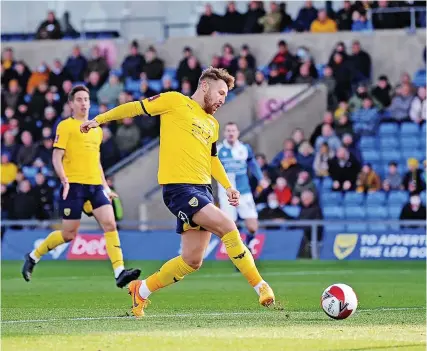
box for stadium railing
[3,219,425,260]
[369,6,426,32]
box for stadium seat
[366,206,388,231]
[388,204,402,231]
[422,123,426,136]
[413,69,426,87]
[321,177,333,191]
[125,79,141,92]
[164,68,177,79]
[379,137,398,149]
[362,150,381,163]
[400,122,419,136]
[283,206,301,218]
[148,80,162,92]
[345,206,367,231]
[381,150,401,163]
[359,136,376,150]
[323,206,344,219]
[313,177,321,189]
[388,191,409,206]
[379,123,399,136]
[421,191,426,206]
[321,191,342,205]
[401,150,424,163]
[366,192,386,206]
[400,137,420,150]
[343,192,365,206]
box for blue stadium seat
[388,204,402,231]
[400,137,420,150]
[413,69,426,87]
[379,123,399,136]
[321,177,333,191]
[381,150,402,163]
[148,80,162,92]
[323,206,344,219]
[359,136,376,150]
[388,191,409,206]
[345,206,367,231]
[321,191,343,205]
[362,150,381,163]
[125,79,141,93]
[283,206,301,218]
[400,122,419,136]
[164,68,177,79]
[379,137,398,149]
[258,65,270,76]
[401,150,424,163]
[421,191,426,206]
[366,192,386,206]
[366,206,388,231]
[313,177,321,189]
[422,123,426,136]
[343,192,365,205]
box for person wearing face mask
[348,83,381,112]
[399,194,426,229]
[258,192,293,229]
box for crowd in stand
[197,0,426,36]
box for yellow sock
[31,230,65,261]
[104,231,124,278]
[221,229,263,287]
[146,256,195,293]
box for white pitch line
[2,307,425,325]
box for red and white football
[321,283,358,320]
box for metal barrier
[370,6,426,32]
[2,219,425,259]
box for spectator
[371,75,392,108]
[372,0,398,29]
[298,189,323,257]
[196,3,221,35]
[97,73,124,106]
[235,71,247,89]
[232,45,256,72]
[295,46,318,79]
[253,175,273,204]
[219,44,236,72]
[402,158,426,194]
[277,150,302,188]
[310,9,337,32]
[351,9,373,31]
[295,62,314,84]
[329,147,361,191]
[86,71,102,103]
[255,153,278,181]
[409,86,426,124]
[330,52,352,101]
[395,72,416,95]
[16,131,38,167]
[210,55,221,69]
[279,2,293,31]
[177,55,202,93]
[161,77,175,93]
[48,59,70,90]
[353,97,380,135]
[140,80,158,99]
[2,131,19,162]
[258,1,282,33]
[258,192,293,224]
[273,176,292,206]
[122,40,146,80]
[12,61,32,93]
[115,118,141,156]
[350,40,371,84]
[60,80,73,106]
[33,172,53,220]
[313,142,334,177]
[220,1,244,34]
[320,66,337,110]
[268,40,295,83]
[235,57,255,85]
[3,79,23,112]
[267,65,286,85]
[243,1,265,33]
[293,171,317,204]
[383,161,402,191]
[142,46,164,80]
[310,110,334,146]
[35,11,62,40]
[85,46,110,84]
[254,71,267,86]
[1,48,16,88]
[335,101,349,120]
[296,142,315,176]
[61,11,78,37]
[271,139,296,167]
[336,0,354,30]
[400,194,426,228]
[37,137,53,167]
[349,84,381,112]
[1,184,12,219]
[335,114,354,139]
[356,163,381,193]
[64,46,87,82]
[42,106,57,130]
[100,127,121,169]
[315,124,342,152]
[9,179,37,220]
[328,41,349,66]
[294,0,318,32]
[1,154,17,185]
[26,62,50,95]
[342,133,362,164]
[291,128,305,150]
[388,83,414,121]
[180,80,192,96]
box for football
[321,283,358,320]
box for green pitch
[2,260,426,351]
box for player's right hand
[61,178,70,200]
[80,120,99,133]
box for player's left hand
[107,191,119,202]
[80,120,99,133]
[226,187,240,207]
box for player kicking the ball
[218,122,264,258]
[81,67,276,317]
[22,85,141,288]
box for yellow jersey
[141,92,219,185]
[54,117,103,185]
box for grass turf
[1,260,426,351]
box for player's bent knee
[182,256,203,270]
[62,230,77,242]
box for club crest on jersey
[188,197,198,207]
[64,208,71,216]
[148,94,160,102]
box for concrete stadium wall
[6,30,426,83]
